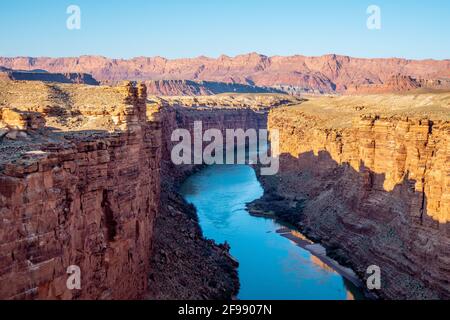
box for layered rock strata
[1,81,280,300]
[159,105,269,180]
[252,93,450,299]
[0,82,161,299]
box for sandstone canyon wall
[160,107,267,181]
[0,82,161,299]
[150,93,300,182]
[256,94,450,299]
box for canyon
[249,93,450,299]
[146,93,300,299]
[0,81,159,299]
[1,53,449,94]
[0,76,449,300]
[0,79,295,299]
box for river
[180,163,364,300]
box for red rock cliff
[0,82,161,299]
[261,94,450,299]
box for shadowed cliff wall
[146,104,268,299]
[159,105,268,182]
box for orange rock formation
[261,93,450,299]
[0,82,161,299]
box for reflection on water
[180,164,364,300]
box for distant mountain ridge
[0,53,449,93]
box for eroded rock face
[0,82,161,300]
[1,81,280,300]
[259,96,450,299]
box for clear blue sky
[0,0,449,60]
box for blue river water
[180,164,363,300]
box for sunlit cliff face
[269,94,450,224]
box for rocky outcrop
[0,82,161,299]
[0,108,46,131]
[1,54,449,94]
[254,94,450,299]
[157,103,269,181]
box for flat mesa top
[277,92,450,129]
[0,80,131,132]
[0,80,142,167]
